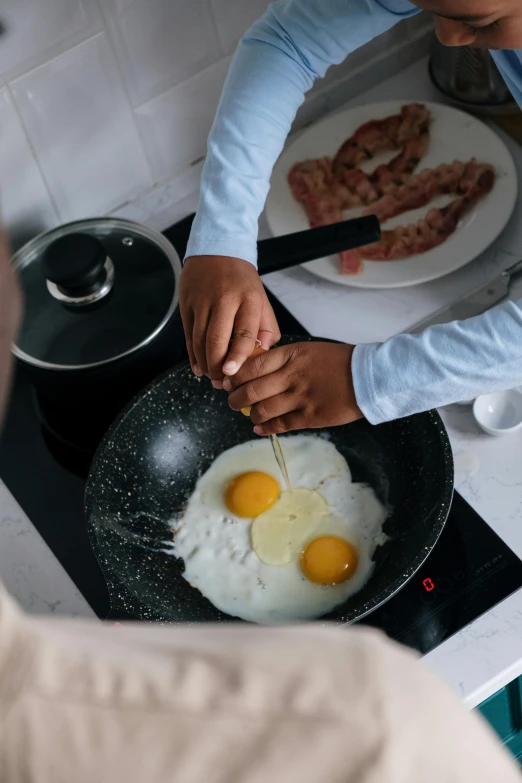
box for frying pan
[85,335,454,625]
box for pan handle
[256,215,380,275]
[174,213,380,274]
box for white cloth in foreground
[0,583,519,782]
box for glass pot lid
[12,218,182,371]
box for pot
[12,215,379,455]
[12,218,184,454]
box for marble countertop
[2,56,522,708]
[0,482,96,619]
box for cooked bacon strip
[341,163,495,267]
[339,250,364,275]
[339,249,364,275]
[369,133,430,192]
[288,133,431,222]
[287,157,333,201]
[287,157,344,228]
[333,132,431,208]
[288,106,431,227]
[287,160,364,272]
[331,168,379,208]
[332,103,431,173]
[291,189,364,272]
[301,191,344,229]
[363,160,468,223]
[287,105,495,276]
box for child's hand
[179,256,280,388]
[223,342,363,435]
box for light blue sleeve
[186,0,418,265]
[490,51,522,111]
[352,299,522,424]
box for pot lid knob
[43,233,114,307]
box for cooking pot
[12,215,379,454]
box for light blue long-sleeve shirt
[186,0,522,424]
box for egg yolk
[225,472,280,518]
[301,536,358,585]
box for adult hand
[223,341,363,435]
[179,256,280,388]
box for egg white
[170,435,387,624]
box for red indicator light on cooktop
[423,578,435,592]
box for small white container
[473,390,522,436]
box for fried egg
[171,435,387,624]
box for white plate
[265,100,518,289]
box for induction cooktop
[1,215,521,654]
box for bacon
[288,157,345,230]
[364,160,468,223]
[332,168,380,207]
[287,157,333,200]
[355,163,495,262]
[339,250,364,275]
[300,191,344,229]
[287,103,495,276]
[290,136,432,225]
[288,106,432,231]
[332,103,431,173]
[370,133,430,190]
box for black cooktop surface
[1,215,521,653]
[360,490,522,652]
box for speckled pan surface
[85,336,454,624]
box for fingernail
[211,379,223,390]
[193,364,203,376]
[222,378,232,392]
[253,425,264,436]
[223,361,238,375]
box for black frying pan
[85,335,454,625]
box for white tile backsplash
[0,87,58,249]
[0,0,102,84]
[11,34,151,222]
[210,0,273,54]
[101,0,221,106]
[135,57,231,182]
[0,1,432,243]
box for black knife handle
[173,213,381,275]
[256,215,380,275]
